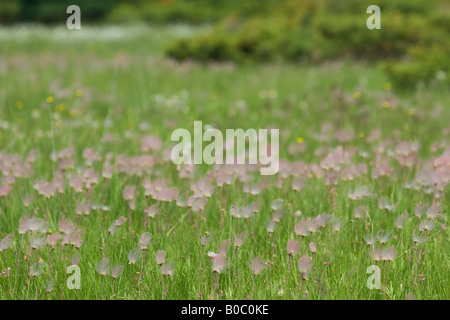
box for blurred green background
[0,0,449,89]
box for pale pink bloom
[295,219,309,238]
[381,246,396,261]
[234,232,247,248]
[35,181,55,198]
[29,262,44,277]
[291,178,304,192]
[162,263,174,277]
[426,203,443,220]
[128,248,142,265]
[190,178,214,198]
[333,217,343,232]
[176,194,188,207]
[241,206,254,220]
[315,213,330,228]
[52,174,65,194]
[69,177,84,193]
[139,232,152,250]
[297,254,312,279]
[229,205,240,218]
[376,231,392,244]
[111,264,124,279]
[156,250,166,265]
[46,233,62,249]
[243,182,262,195]
[140,135,162,153]
[307,217,320,233]
[366,129,381,143]
[251,200,260,213]
[147,204,160,218]
[395,141,419,168]
[212,253,227,274]
[83,148,102,166]
[371,155,394,179]
[0,185,12,198]
[30,234,45,250]
[364,235,376,246]
[114,216,127,227]
[309,242,317,254]
[272,210,285,223]
[102,163,114,179]
[191,197,208,212]
[395,212,409,229]
[348,186,372,200]
[83,168,100,190]
[157,187,179,202]
[266,221,276,233]
[22,195,34,207]
[378,198,396,211]
[286,239,299,256]
[70,229,83,248]
[58,218,75,235]
[219,239,230,256]
[122,185,136,201]
[97,257,110,276]
[414,203,425,219]
[128,198,136,211]
[372,248,382,261]
[18,216,30,235]
[0,234,13,252]
[62,234,71,246]
[59,157,75,171]
[270,199,284,211]
[419,220,436,232]
[108,222,118,234]
[412,232,425,244]
[26,149,37,163]
[143,177,152,193]
[207,251,218,262]
[27,217,45,233]
[354,206,368,219]
[251,257,266,275]
[199,232,211,246]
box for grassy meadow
[0,24,449,300]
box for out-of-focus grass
[0,25,448,300]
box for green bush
[0,0,20,24]
[166,16,288,62]
[384,43,450,88]
[314,13,435,59]
[166,31,239,62]
[107,0,281,25]
[167,1,448,63]
[12,0,117,24]
[165,0,450,89]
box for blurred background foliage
[0,0,273,24]
[1,0,448,89]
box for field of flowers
[0,25,448,300]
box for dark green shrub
[164,0,449,89]
[0,0,20,24]
[385,43,450,88]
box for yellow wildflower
[15,101,24,110]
